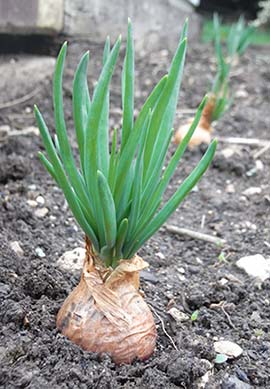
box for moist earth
[0,35,269,388]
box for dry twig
[149,304,178,351]
[217,136,269,147]
[253,143,270,159]
[165,224,226,247]
[0,88,40,110]
[210,301,236,329]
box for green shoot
[35,20,217,268]
[191,310,199,322]
[211,14,255,121]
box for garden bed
[0,37,269,388]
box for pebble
[250,311,261,322]
[0,124,10,140]
[57,247,85,273]
[244,221,257,231]
[156,252,165,260]
[28,184,37,191]
[255,160,264,171]
[168,307,190,323]
[140,270,158,284]
[35,247,46,258]
[36,195,45,205]
[214,340,243,359]
[178,267,185,274]
[178,274,186,281]
[10,241,24,257]
[34,207,49,218]
[236,254,270,282]
[235,89,248,98]
[27,199,38,208]
[242,187,262,196]
[219,278,228,286]
[221,147,235,159]
[225,183,235,193]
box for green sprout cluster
[35,20,216,268]
[211,14,255,121]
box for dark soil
[0,33,270,389]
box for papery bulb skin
[174,121,213,148]
[57,253,157,365]
[174,95,216,148]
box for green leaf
[139,96,208,228]
[35,105,99,251]
[82,36,121,245]
[126,139,217,257]
[53,43,96,224]
[115,218,129,259]
[108,128,118,192]
[38,152,59,184]
[191,310,199,321]
[143,37,187,182]
[98,36,111,177]
[97,170,117,249]
[116,160,135,223]
[126,111,151,240]
[114,74,168,208]
[73,51,91,172]
[84,36,121,191]
[141,128,173,212]
[122,18,134,148]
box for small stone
[35,247,46,258]
[225,183,235,193]
[34,207,49,218]
[28,184,37,191]
[242,187,262,196]
[255,160,264,171]
[214,340,243,359]
[219,278,228,286]
[221,147,235,159]
[178,274,186,281]
[250,311,261,322]
[235,89,248,98]
[27,199,38,208]
[0,124,10,140]
[156,252,165,260]
[244,221,257,231]
[168,307,190,323]
[239,195,248,203]
[160,49,169,57]
[10,241,24,257]
[236,254,270,282]
[178,267,185,274]
[57,247,85,273]
[36,195,45,205]
[140,270,158,284]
